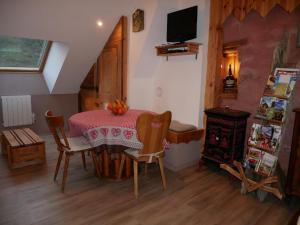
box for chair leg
[158,158,167,190]
[54,151,64,181]
[103,149,110,177]
[61,153,71,193]
[118,153,126,179]
[81,151,87,170]
[114,154,121,179]
[133,160,138,198]
[91,150,101,178]
[144,163,148,175]
[125,156,131,178]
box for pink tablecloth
[68,109,147,149]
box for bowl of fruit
[107,99,129,115]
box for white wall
[0,0,210,131]
[43,42,70,93]
[152,52,204,126]
[0,74,49,96]
[127,0,210,127]
[0,0,139,94]
[127,0,165,110]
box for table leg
[103,149,110,177]
[125,156,131,178]
[98,152,103,174]
[114,153,121,178]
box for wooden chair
[118,111,172,198]
[44,110,100,192]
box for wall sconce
[221,39,246,99]
[221,48,239,99]
[222,49,240,81]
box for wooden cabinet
[286,108,300,196]
[79,89,98,112]
[79,16,128,111]
[98,16,127,107]
[78,63,98,112]
[202,107,250,164]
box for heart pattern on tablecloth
[90,130,98,140]
[100,128,109,137]
[123,130,133,139]
[111,128,121,137]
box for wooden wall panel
[221,0,300,23]
[122,17,128,102]
[79,89,99,112]
[232,0,248,21]
[78,63,98,112]
[97,16,127,107]
[80,63,98,89]
[222,0,235,24]
[78,16,127,112]
[204,0,224,111]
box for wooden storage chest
[1,128,45,169]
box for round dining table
[68,109,149,148]
[68,109,148,179]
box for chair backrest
[44,110,70,151]
[136,111,171,155]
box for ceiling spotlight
[97,21,103,27]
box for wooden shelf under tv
[155,42,201,60]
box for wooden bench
[167,129,203,144]
[166,120,204,144]
[1,128,45,169]
[164,120,204,171]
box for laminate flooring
[0,135,299,225]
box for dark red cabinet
[203,107,250,164]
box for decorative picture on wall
[132,9,144,32]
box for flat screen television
[167,6,198,43]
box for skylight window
[0,36,51,72]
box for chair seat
[61,136,93,152]
[125,148,164,162]
[124,148,140,158]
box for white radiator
[1,95,34,127]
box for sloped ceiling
[0,0,138,94]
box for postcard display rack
[221,68,300,201]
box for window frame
[0,41,52,73]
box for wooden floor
[0,135,299,225]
